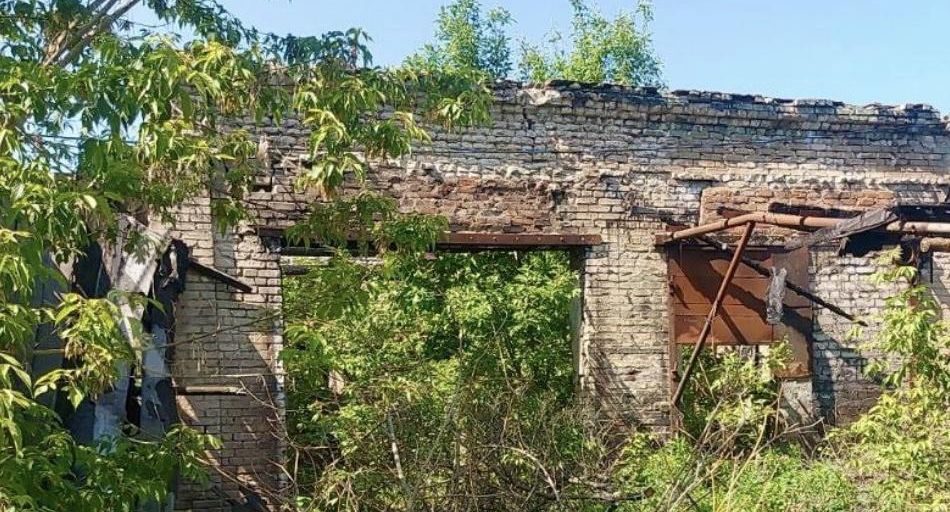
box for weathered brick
[162,83,950,510]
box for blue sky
[130,0,950,114]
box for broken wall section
[237,84,950,427]
[695,185,936,425]
[172,82,950,508]
[159,197,285,512]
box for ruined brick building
[164,82,950,510]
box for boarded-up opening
[668,246,812,378]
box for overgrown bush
[282,247,586,510]
[828,255,950,511]
[614,437,855,512]
[283,195,618,511]
[679,344,791,447]
[282,198,947,511]
[607,341,858,512]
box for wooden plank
[785,207,897,250]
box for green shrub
[829,256,950,511]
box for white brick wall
[170,83,950,509]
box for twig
[385,410,414,508]
[53,0,142,67]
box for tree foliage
[0,1,490,509]
[407,0,513,79]
[520,0,663,86]
[414,0,663,86]
[282,195,597,511]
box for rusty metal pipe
[661,214,950,245]
[671,222,756,409]
[662,212,839,243]
[920,237,950,252]
[885,222,950,236]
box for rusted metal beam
[671,222,756,409]
[696,236,867,326]
[440,232,601,248]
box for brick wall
[170,82,950,509]
[160,198,285,511]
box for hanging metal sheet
[668,245,812,378]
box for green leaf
[67,387,84,410]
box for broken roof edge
[487,79,945,125]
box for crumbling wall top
[489,80,945,130]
